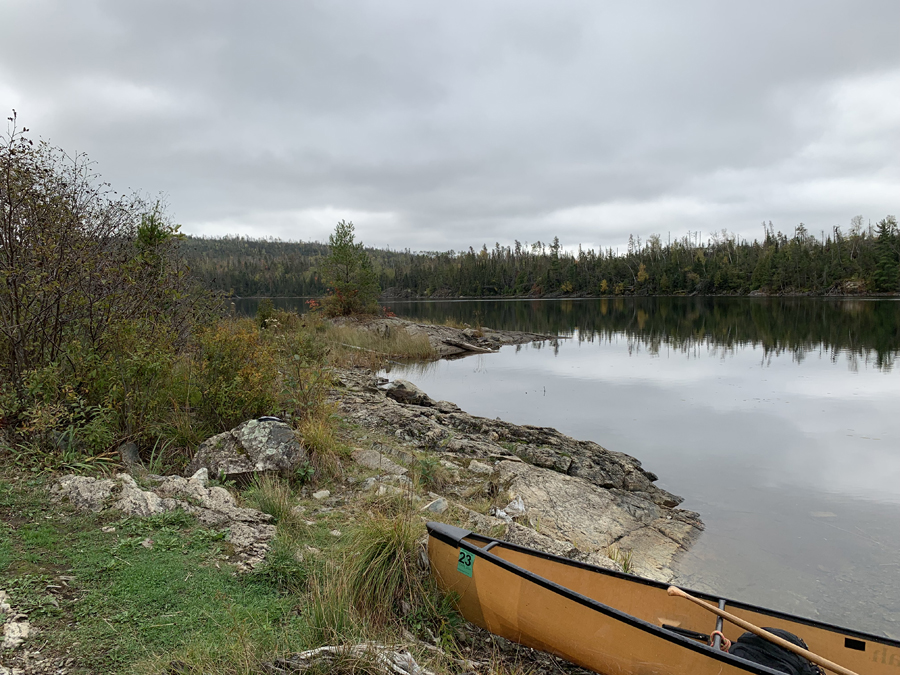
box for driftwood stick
[442,339,495,354]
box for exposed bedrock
[336,369,702,582]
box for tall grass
[324,323,436,367]
[344,512,463,647]
[347,514,422,627]
[243,474,298,526]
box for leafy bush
[192,318,281,434]
[0,115,215,465]
[0,116,203,391]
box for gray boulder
[383,379,436,407]
[186,418,307,482]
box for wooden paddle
[667,586,859,675]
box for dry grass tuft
[325,323,436,368]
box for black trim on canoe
[427,521,899,673]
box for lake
[378,297,900,638]
[238,295,900,637]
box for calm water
[376,297,900,638]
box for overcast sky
[2,1,898,253]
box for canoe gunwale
[426,521,900,672]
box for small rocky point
[337,370,703,581]
[332,315,558,357]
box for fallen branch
[442,339,496,354]
[264,642,435,675]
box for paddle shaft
[666,586,859,675]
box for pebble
[312,490,330,500]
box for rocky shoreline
[328,316,702,580]
[335,367,703,581]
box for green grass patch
[0,475,315,674]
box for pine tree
[873,216,899,292]
[321,221,380,315]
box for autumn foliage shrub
[192,318,281,434]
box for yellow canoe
[427,521,899,675]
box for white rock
[468,460,494,475]
[312,489,331,500]
[227,521,276,549]
[351,448,408,476]
[114,474,168,517]
[504,495,526,517]
[51,475,116,512]
[2,619,31,650]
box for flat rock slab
[495,461,701,582]
[351,448,408,475]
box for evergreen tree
[873,216,899,292]
[321,220,379,315]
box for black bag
[728,628,823,675]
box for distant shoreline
[229,291,900,300]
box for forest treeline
[385,296,899,371]
[181,216,899,298]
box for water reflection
[381,299,900,636]
[382,297,900,372]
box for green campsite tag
[457,547,474,577]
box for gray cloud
[2,0,898,252]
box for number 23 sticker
[457,548,474,577]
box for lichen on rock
[186,418,307,482]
